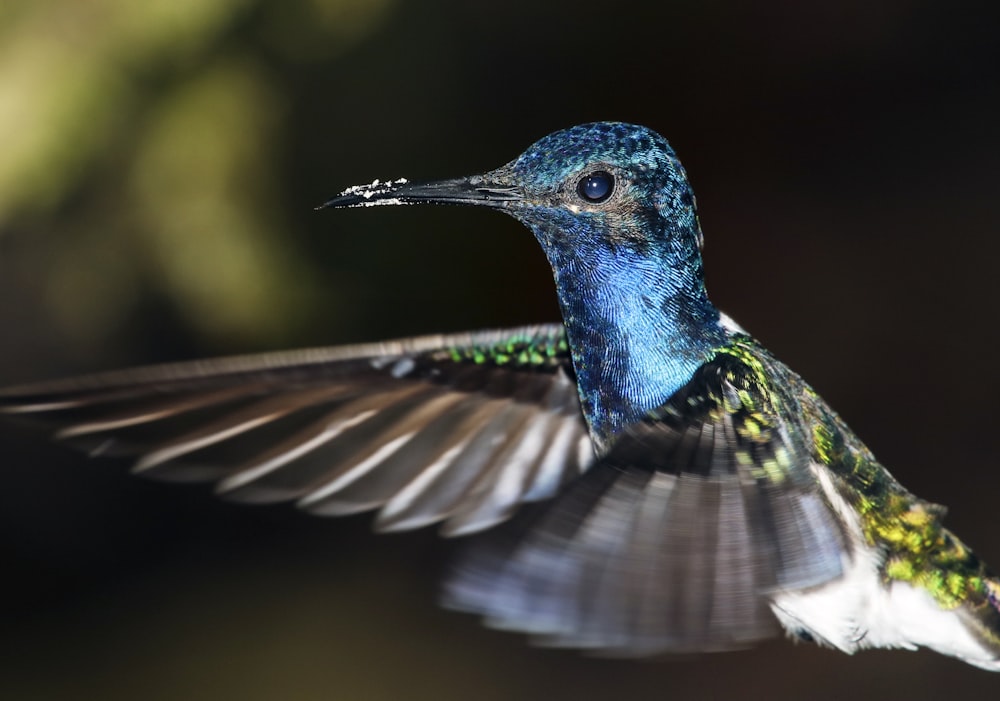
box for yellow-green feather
[719,336,1000,644]
[441,329,569,368]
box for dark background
[1,1,999,699]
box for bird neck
[551,243,726,451]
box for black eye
[577,170,614,203]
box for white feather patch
[770,466,1000,670]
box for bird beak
[316,175,523,210]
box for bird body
[2,122,998,669]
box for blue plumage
[503,125,725,446]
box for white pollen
[336,176,410,202]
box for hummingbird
[2,122,998,669]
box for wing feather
[1,324,594,535]
[444,338,848,654]
[3,328,855,655]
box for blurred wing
[0,324,594,536]
[444,339,848,654]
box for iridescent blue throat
[534,225,726,450]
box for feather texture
[443,340,848,653]
[0,324,592,536]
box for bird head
[319,122,704,264]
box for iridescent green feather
[441,328,570,369]
[807,391,1000,644]
[720,336,1000,647]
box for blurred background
[2,1,1000,699]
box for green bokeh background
[2,1,1000,699]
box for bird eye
[576,171,614,203]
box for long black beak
[316,176,522,210]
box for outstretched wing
[444,338,848,654]
[0,324,594,536]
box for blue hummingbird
[3,122,999,668]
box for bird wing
[0,324,594,536]
[444,337,848,654]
